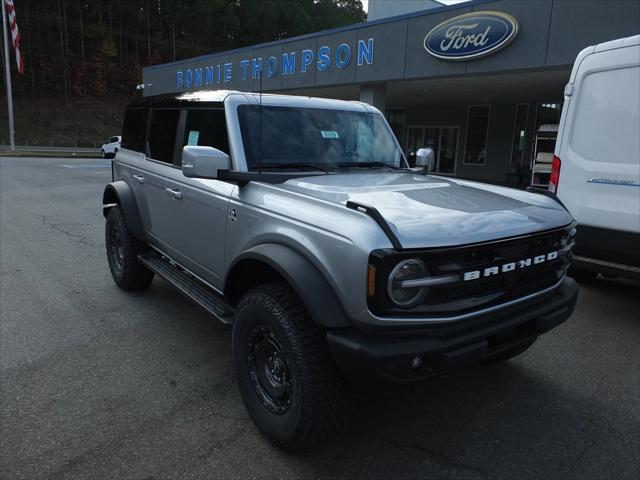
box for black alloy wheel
[247,325,294,415]
[105,206,154,291]
[232,282,351,451]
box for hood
[277,172,573,248]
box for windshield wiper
[251,162,331,173]
[337,161,401,170]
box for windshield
[237,105,405,171]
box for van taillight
[549,155,561,193]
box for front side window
[237,105,404,170]
[464,105,490,165]
[148,109,180,164]
[181,109,229,154]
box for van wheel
[232,282,351,452]
[569,267,598,283]
[105,206,154,291]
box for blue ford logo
[424,11,519,60]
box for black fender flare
[102,181,145,241]
[226,243,352,328]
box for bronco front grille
[368,225,575,318]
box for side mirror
[415,148,435,172]
[182,146,230,179]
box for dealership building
[142,0,639,186]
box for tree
[8,0,366,100]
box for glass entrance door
[405,126,458,174]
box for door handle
[132,174,145,184]
[165,188,183,200]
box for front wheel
[105,206,154,291]
[232,282,351,451]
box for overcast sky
[360,0,471,11]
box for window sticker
[321,130,340,139]
[358,135,372,156]
[187,130,200,145]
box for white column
[360,84,386,112]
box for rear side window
[121,108,147,153]
[148,109,180,164]
[570,65,640,164]
[181,109,229,154]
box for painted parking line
[61,161,111,169]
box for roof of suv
[128,90,377,113]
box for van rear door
[556,41,640,237]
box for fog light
[411,356,423,369]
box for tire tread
[105,206,154,291]
[235,281,351,451]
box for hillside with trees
[0,0,366,147]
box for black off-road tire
[232,282,352,452]
[568,266,598,283]
[105,206,154,291]
[482,338,536,364]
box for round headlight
[387,259,429,308]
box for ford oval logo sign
[424,11,519,60]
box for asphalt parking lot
[1,156,639,480]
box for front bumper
[326,277,578,384]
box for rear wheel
[105,206,154,291]
[232,282,351,451]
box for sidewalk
[0,145,101,157]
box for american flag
[4,0,24,74]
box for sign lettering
[175,38,374,90]
[424,12,519,61]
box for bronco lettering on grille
[463,251,558,282]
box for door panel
[154,107,236,287]
[115,151,172,242]
[160,169,236,288]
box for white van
[553,34,640,282]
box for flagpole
[2,0,15,151]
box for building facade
[142,0,640,186]
[367,0,443,21]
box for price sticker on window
[321,130,340,139]
[188,130,200,145]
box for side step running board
[138,251,235,324]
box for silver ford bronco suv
[103,91,578,451]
